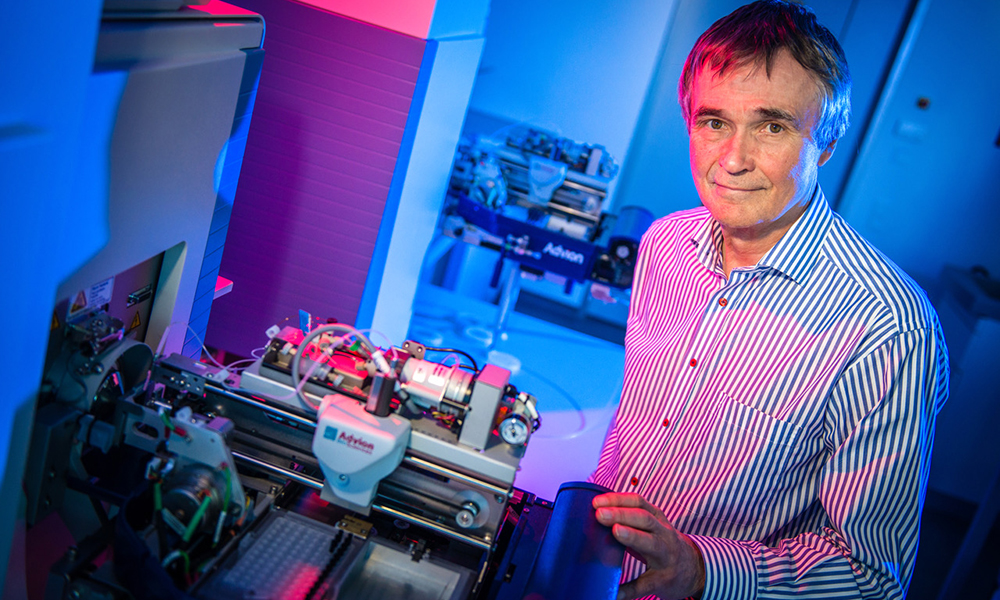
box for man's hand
[593,493,706,600]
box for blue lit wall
[0,3,105,593]
[838,0,1000,288]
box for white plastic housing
[312,394,410,510]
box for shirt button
[718,297,728,307]
[661,418,670,427]
[630,476,639,487]
[689,358,697,367]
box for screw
[456,510,475,529]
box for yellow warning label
[130,312,141,331]
[51,311,60,331]
[71,291,87,313]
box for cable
[154,481,168,560]
[154,323,173,359]
[182,495,212,543]
[162,549,190,572]
[221,356,258,373]
[422,346,480,372]
[290,323,387,412]
[213,465,232,546]
[438,353,462,368]
[284,349,330,411]
[231,342,331,408]
[155,323,272,385]
[352,328,394,350]
[184,324,225,369]
[153,321,225,369]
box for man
[589,2,949,599]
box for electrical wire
[162,549,190,571]
[154,481,168,560]
[422,346,480,372]
[438,353,462,368]
[162,548,192,587]
[272,350,330,410]
[153,323,275,385]
[220,355,260,373]
[351,328,393,350]
[153,322,222,367]
[182,495,212,543]
[213,464,232,546]
[290,323,387,412]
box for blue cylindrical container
[610,205,655,243]
[522,481,625,600]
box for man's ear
[818,139,837,166]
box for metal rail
[371,503,492,551]
[402,455,509,497]
[207,383,316,429]
[231,450,323,490]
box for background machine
[431,127,654,343]
[442,127,653,294]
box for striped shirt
[590,188,949,600]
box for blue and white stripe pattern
[590,188,949,599]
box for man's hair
[678,0,851,148]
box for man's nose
[719,132,755,174]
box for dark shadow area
[911,490,1000,600]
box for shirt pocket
[671,392,801,530]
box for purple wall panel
[206,0,425,355]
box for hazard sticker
[51,311,61,331]
[68,276,115,321]
[129,312,141,331]
[70,291,87,314]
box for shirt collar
[692,216,725,274]
[690,186,833,284]
[759,186,833,284]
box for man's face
[687,50,835,240]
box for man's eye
[708,119,724,130]
[766,123,784,134]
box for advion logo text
[542,242,584,265]
[338,431,374,454]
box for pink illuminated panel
[187,0,260,16]
[300,0,436,39]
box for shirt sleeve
[689,323,949,600]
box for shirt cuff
[687,534,757,600]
